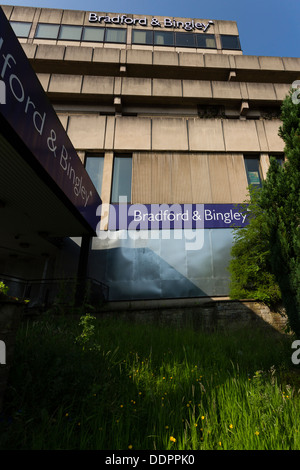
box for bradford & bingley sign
[0,8,101,234]
[89,13,214,32]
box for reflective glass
[132,29,153,45]
[59,25,82,41]
[85,155,104,196]
[154,31,174,46]
[221,35,241,50]
[105,28,127,43]
[196,34,216,48]
[10,21,31,38]
[175,32,196,47]
[82,26,105,42]
[244,157,262,188]
[35,23,60,39]
[111,156,132,203]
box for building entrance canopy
[0,7,102,242]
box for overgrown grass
[0,314,299,450]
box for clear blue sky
[2,0,300,57]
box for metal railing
[0,273,109,309]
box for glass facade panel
[35,23,60,39]
[82,26,105,42]
[132,29,153,45]
[10,21,31,38]
[154,31,174,46]
[85,155,104,196]
[244,157,262,188]
[59,25,82,41]
[175,32,196,47]
[105,28,127,43]
[221,35,241,50]
[196,34,216,48]
[111,156,132,203]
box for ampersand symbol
[192,211,201,221]
[47,129,57,157]
[151,18,161,27]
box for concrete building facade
[1,4,300,303]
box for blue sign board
[108,203,249,230]
[0,8,101,234]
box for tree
[228,186,281,308]
[229,90,300,336]
[259,91,300,337]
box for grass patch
[0,314,299,450]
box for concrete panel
[132,153,153,204]
[182,80,212,98]
[171,154,193,202]
[114,117,151,150]
[122,77,152,96]
[61,9,85,25]
[93,48,120,63]
[126,49,153,65]
[64,45,93,62]
[179,52,204,67]
[208,154,232,203]
[1,5,13,18]
[67,115,106,149]
[190,154,212,203]
[217,20,239,35]
[255,120,269,152]
[104,116,115,150]
[212,81,241,99]
[246,82,277,101]
[282,57,300,71]
[258,56,284,71]
[234,55,260,69]
[226,153,248,203]
[48,74,82,94]
[35,44,65,61]
[39,7,63,23]
[82,75,114,95]
[153,51,179,66]
[151,153,172,203]
[263,120,284,152]
[22,43,37,59]
[10,5,36,21]
[152,118,188,151]
[153,78,182,97]
[274,83,291,101]
[223,120,260,152]
[57,114,68,130]
[204,54,230,68]
[36,73,50,91]
[188,119,225,151]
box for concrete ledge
[98,298,288,333]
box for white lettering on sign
[0,35,92,207]
[89,13,214,32]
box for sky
[1,0,300,58]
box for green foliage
[0,281,9,297]
[0,316,299,450]
[228,187,281,307]
[259,91,300,336]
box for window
[82,26,105,42]
[58,25,82,41]
[244,157,262,188]
[35,23,60,39]
[221,35,241,50]
[196,34,216,48]
[132,29,153,45]
[111,156,132,203]
[10,21,31,38]
[85,155,104,196]
[105,28,127,43]
[154,31,174,46]
[175,32,196,47]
